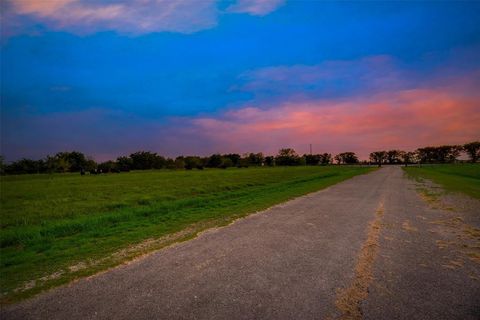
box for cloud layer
[233,56,410,103]
[2,0,285,36]
[2,3,480,162]
[3,79,478,161]
[226,0,285,16]
[183,86,480,158]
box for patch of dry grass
[402,220,418,232]
[335,202,384,320]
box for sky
[1,0,479,162]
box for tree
[52,152,68,170]
[334,154,341,164]
[55,157,71,173]
[247,153,264,166]
[84,159,97,171]
[417,145,461,163]
[320,153,332,165]
[416,147,436,164]
[436,145,461,163]
[299,156,307,166]
[369,151,387,167]
[44,155,58,173]
[304,154,321,165]
[264,156,275,166]
[219,157,234,169]
[400,151,416,166]
[54,151,89,172]
[343,153,359,164]
[130,151,166,170]
[116,156,132,171]
[0,156,4,175]
[303,154,331,166]
[5,158,44,174]
[334,152,359,164]
[184,156,202,170]
[68,151,88,171]
[237,157,250,168]
[445,145,462,163]
[164,158,176,170]
[174,157,186,169]
[386,150,402,164]
[206,154,223,168]
[463,141,480,163]
[223,154,241,167]
[344,152,358,164]
[275,148,302,166]
[98,161,117,173]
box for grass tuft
[403,164,480,199]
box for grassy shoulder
[0,166,374,303]
[403,164,480,199]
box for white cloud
[226,0,285,16]
[3,0,284,37]
[6,0,218,35]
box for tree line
[369,142,479,167]
[0,141,478,175]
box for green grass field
[404,164,480,199]
[0,166,373,302]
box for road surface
[2,166,479,319]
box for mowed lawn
[0,166,373,302]
[404,164,480,199]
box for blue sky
[1,0,479,161]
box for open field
[0,166,373,302]
[403,164,480,199]
[3,166,479,319]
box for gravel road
[2,166,479,320]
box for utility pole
[309,144,312,155]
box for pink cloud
[176,86,480,159]
[11,0,76,16]
[226,0,285,16]
[5,0,218,35]
[3,0,284,37]
[3,84,478,162]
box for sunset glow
[1,0,479,161]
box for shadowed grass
[0,166,373,302]
[404,164,480,199]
